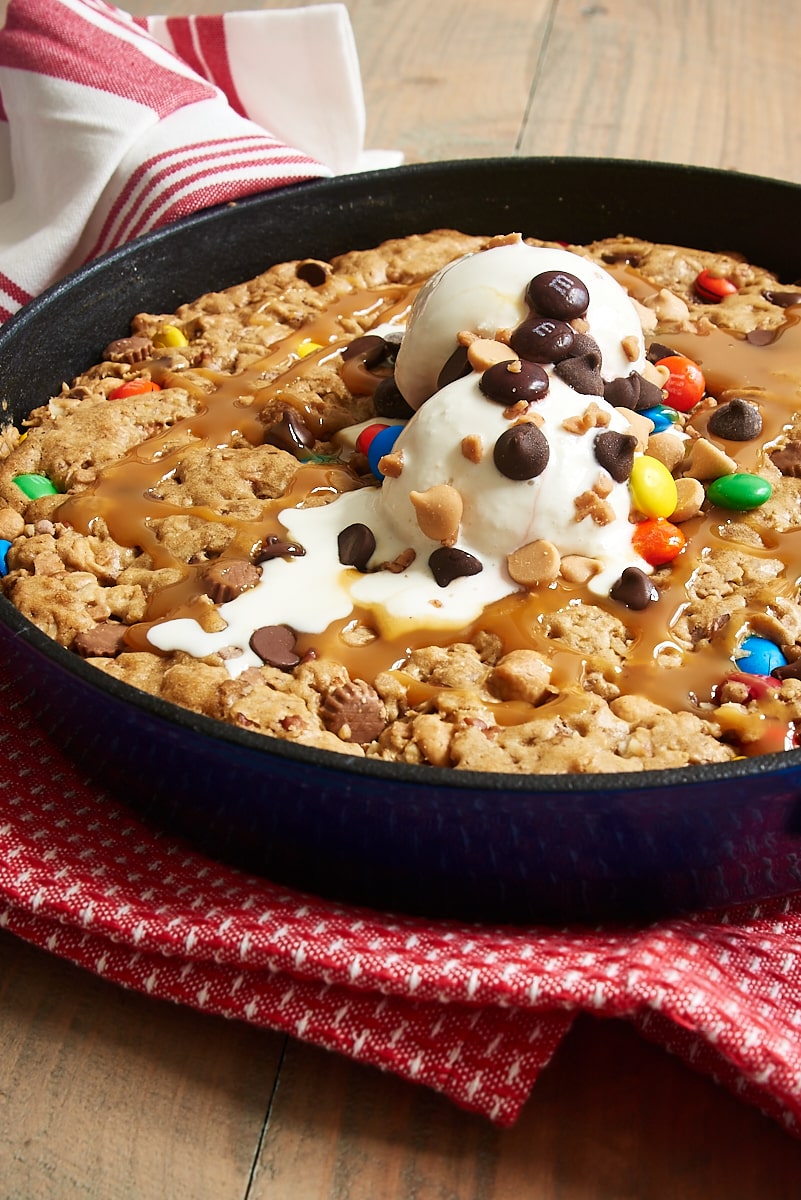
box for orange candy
[694,269,738,303]
[109,379,162,400]
[654,354,705,413]
[632,517,686,566]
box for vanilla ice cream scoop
[149,240,654,673]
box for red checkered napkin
[2,664,801,1133]
[0,0,395,322]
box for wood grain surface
[3,1,801,1196]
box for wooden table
[4,1,801,1194]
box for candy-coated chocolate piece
[654,354,705,412]
[367,424,403,479]
[355,422,390,456]
[706,472,772,511]
[631,517,685,565]
[0,538,11,576]
[109,379,162,400]
[628,454,678,518]
[153,324,189,348]
[720,671,782,701]
[640,405,672,432]
[695,269,738,302]
[736,635,787,677]
[296,339,323,358]
[13,473,59,499]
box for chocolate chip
[295,259,330,287]
[253,535,305,564]
[249,624,300,668]
[437,343,473,390]
[428,546,483,587]
[526,270,590,320]
[745,328,775,346]
[603,371,663,412]
[199,559,261,604]
[263,409,315,456]
[647,342,676,364]
[554,354,604,396]
[373,376,414,419]
[338,523,376,572]
[770,442,801,478]
[73,621,128,658]
[707,397,763,441]
[566,332,602,369]
[493,423,550,480]
[763,290,801,308]
[772,660,801,681]
[341,334,389,369]
[594,430,638,481]
[479,359,549,406]
[601,250,642,267]
[510,317,575,363]
[320,679,386,743]
[610,566,658,610]
[103,336,153,364]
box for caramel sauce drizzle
[51,267,801,749]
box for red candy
[631,517,686,565]
[694,269,738,303]
[109,379,162,400]
[355,422,390,455]
[718,671,781,702]
[654,354,705,412]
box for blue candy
[737,635,787,677]
[367,424,403,480]
[641,404,680,433]
[0,539,11,577]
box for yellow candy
[296,340,323,358]
[153,324,189,348]
[629,454,678,518]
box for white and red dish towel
[2,0,801,1138]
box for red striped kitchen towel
[0,0,393,322]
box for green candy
[706,472,772,511]
[13,473,59,499]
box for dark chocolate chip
[338,523,376,572]
[320,679,386,743]
[199,559,261,604]
[493,422,550,480]
[372,376,414,419]
[772,660,801,681]
[707,397,763,441]
[554,354,604,397]
[437,343,472,390]
[479,359,549,406]
[341,334,388,368]
[73,621,128,658]
[770,442,801,478]
[249,624,301,669]
[263,409,315,456]
[763,290,801,308]
[594,430,638,482]
[603,371,663,412]
[647,341,676,363]
[610,566,658,610]
[566,332,603,369]
[601,250,642,267]
[510,317,575,363]
[429,546,483,587]
[745,328,775,346]
[253,535,305,564]
[526,270,590,320]
[295,259,330,287]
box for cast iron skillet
[2,157,801,925]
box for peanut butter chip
[615,407,655,452]
[560,554,601,584]
[506,540,561,588]
[670,476,705,522]
[647,430,686,473]
[686,436,737,481]
[467,338,519,372]
[410,484,464,545]
[460,434,483,463]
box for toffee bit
[573,490,615,526]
